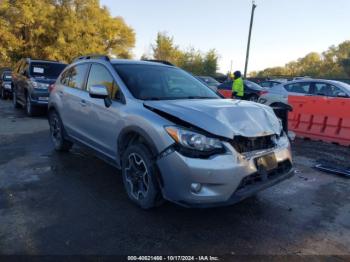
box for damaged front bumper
[157,142,293,207]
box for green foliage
[149,32,218,76]
[253,40,350,78]
[0,0,135,67]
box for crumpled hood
[144,99,281,139]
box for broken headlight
[277,132,290,148]
[165,126,225,157]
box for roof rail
[73,54,110,62]
[25,58,63,63]
[142,59,174,66]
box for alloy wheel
[12,92,16,105]
[26,95,32,115]
[50,113,62,146]
[124,153,149,200]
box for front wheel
[121,144,162,209]
[48,110,73,152]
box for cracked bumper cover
[156,143,293,207]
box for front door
[82,63,123,159]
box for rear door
[16,61,29,103]
[59,63,90,141]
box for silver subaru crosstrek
[48,55,293,209]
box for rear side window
[67,64,89,89]
[29,62,67,79]
[60,68,71,86]
[284,82,311,94]
[87,64,119,99]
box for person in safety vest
[232,71,244,99]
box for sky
[100,0,350,74]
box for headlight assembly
[31,80,49,90]
[165,126,225,157]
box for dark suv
[0,67,12,99]
[12,58,67,115]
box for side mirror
[89,85,109,99]
[337,92,348,98]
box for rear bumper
[157,143,293,208]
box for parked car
[0,68,12,99]
[48,55,293,209]
[217,80,268,101]
[12,58,67,116]
[259,79,287,88]
[258,79,350,106]
[196,76,220,91]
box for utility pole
[244,0,257,78]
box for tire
[12,91,21,108]
[48,110,73,152]
[121,143,162,209]
[248,95,258,102]
[0,88,5,100]
[25,93,38,116]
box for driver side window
[87,64,120,100]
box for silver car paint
[258,79,350,106]
[49,59,293,206]
[144,99,282,138]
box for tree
[151,32,182,64]
[0,0,135,67]
[253,40,350,79]
[148,32,219,76]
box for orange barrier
[218,89,232,98]
[288,96,350,146]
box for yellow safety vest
[232,77,244,97]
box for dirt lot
[0,99,349,256]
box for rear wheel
[12,91,21,108]
[25,93,37,116]
[0,88,4,99]
[48,110,73,152]
[121,144,162,209]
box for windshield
[334,81,350,93]
[245,80,264,90]
[3,73,12,81]
[30,63,67,79]
[113,64,220,100]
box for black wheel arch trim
[117,126,159,159]
[117,126,164,188]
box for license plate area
[255,153,278,173]
[38,97,49,101]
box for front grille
[230,135,276,153]
[236,160,292,192]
